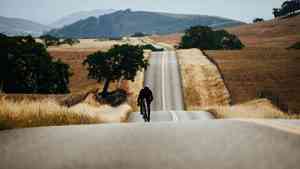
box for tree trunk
[0,80,3,93]
[101,79,111,97]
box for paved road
[144,51,184,111]
[128,111,214,122]
[1,120,300,169]
[129,51,213,122]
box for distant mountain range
[48,9,244,38]
[0,16,51,37]
[50,9,117,28]
[0,9,244,38]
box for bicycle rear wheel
[142,99,148,122]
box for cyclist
[137,86,153,122]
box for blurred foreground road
[0,120,300,169]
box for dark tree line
[40,35,80,47]
[131,32,149,37]
[0,34,72,94]
[273,0,300,18]
[253,18,264,23]
[140,44,164,51]
[179,26,244,50]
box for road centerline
[170,111,179,122]
[161,52,167,111]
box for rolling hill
[47,9,244,38]
[151,15,300,48]
[50,9,116,28]
[205,15,300,114]
[226,15,300,48]
[0,16,51,37]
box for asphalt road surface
[144,51,184,111]
[128,111,215,122]
[1,120,300,169]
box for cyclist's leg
[143,99,148,122]
[140,100,143,115]
[147,101,151,122]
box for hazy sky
[0,0,285,25]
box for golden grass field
[176,49,231,110]
[206,48,300,115]
[150,33,182,47]
[206,16,300,116]
[47,39,125,52]
[226,15,300,48]
[176,49,299,119]
[0,95,131,130]
[205,99,300,119]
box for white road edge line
[161,52,166,111]
[170,111,179,122]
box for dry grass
[205,99,300,119]
[150,33,182,47]
[226,15,300,48]
[206,48,300,114]
[0,94,132,130]
[47,39,124,52]
[205,16,300,117]
[176,49,231,110]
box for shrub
[40,35,80,47]
[109,37,122,41]
[40,34,60,47]
[131,32,148,37]
[287,41,300,49]
[96,89,128,107]
[140,44,164,51]
[61,38,80,46]
[253,18,264,23]
[179,26,244,50]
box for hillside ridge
[0,16,51,37]
[48,9,244,38]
